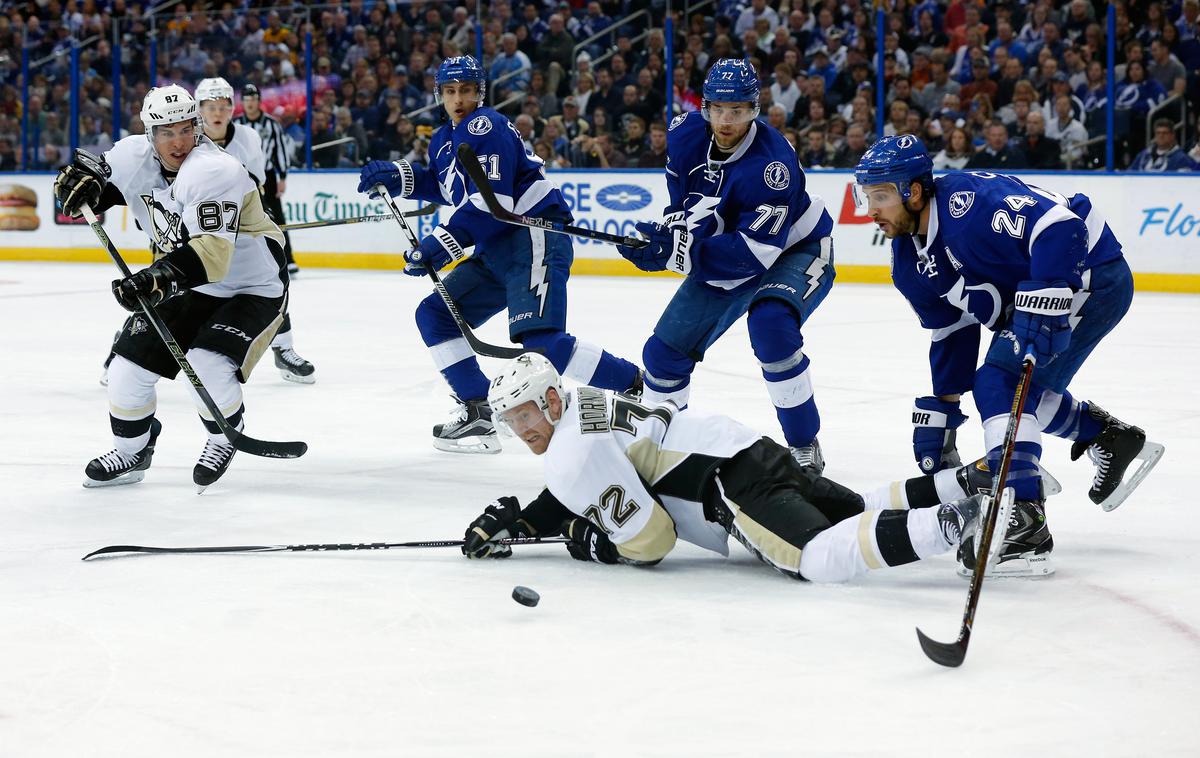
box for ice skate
[937,493,984,546]
[789,438,824,473]
[433,396,501,454]
[956,456,1062,499]
[273,346,316,384]
[1070,403,1164,511]
[83,418,162,488]
[194,437,237,494]
[959,494,1053,578]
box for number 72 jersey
[890,171,1125,395]
[542,387,764,563]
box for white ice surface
[0,262,1196,757]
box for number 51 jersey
[104,135,287,299]
[543,387,763,562]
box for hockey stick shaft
[282,205,437,231]
[82,536,568,560]
[916,355,1037,667]
[456,143,647,248]
[374,185,533,360]
[81,205,307,460]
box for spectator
[1041,72,1085,123]
[771,63,802,120]
[799,127,831,167]
[309,109,338,169]
[529,70,560,116]
[536,13,575,95]
[1019,111,1063,169]
[620,115,648,166]
[1045,94,1089,166]
[514,113,536,154]
[333,106,369,166]
[1131,119,1198,171]
[960,57,998,105]
[517,3,549,47]
[520,94,547,139]
[579,3,614,59]
[576,132,625,168]
[766,104,788,132]
[831,123,869,168]
[994,56,1026,109]
[445,7,474,51]
[1115,59,1168,157]
[560,97,590,141]
[989,21,1029,66]
[672,67,702,114]
[570,73,595,117]
[1147,38,1188,96]
[736,0,780,37]
[932,125,974,169]
[918,55,961,116]
[638,120,669,168]
[542,116,571,160]
[534,139,569,169]
[491,32,532,99]
[883,100,910,137]
[966,121,1027,169]
[591,67,622,120]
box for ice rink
[1,260,1196,757]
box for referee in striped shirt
[234,83,296,273]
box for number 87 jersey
[890,171,1125,392]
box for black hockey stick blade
[82,544,283,560]
[456,143,647,248]
[915,627,969,668]
[424,263,530,359]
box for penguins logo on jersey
[948,191,975,219]
[763,161,790,190]
[140,194,186,253]
[669,113,687,131]
[467,115,492,135]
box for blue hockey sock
[748,299,819,447]
[642,335,694,406]
[987,440,1044,501]
[522,332,639,392]
[415,294,489,401]
[441,357,489,401]
[1036,389,1102,441]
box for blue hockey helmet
[435,55,486,103]
[852,134,934,209]
[702,58,761,123]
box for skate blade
[432,435,502,454]
[983,488,1016,568]
[1040,466,1063,497]
[1098,441,1165,512]
[83,470,146,488]
[279,369,316,384]
[960,551,1054,578]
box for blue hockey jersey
[664,111,834,290]
[408,106,569,252]
[892,171,1124,395]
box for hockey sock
[270,318,293,350]
[642,335,694,407]
[862,467,967,511]
[426,336,489,401]
[521,332,640,392]
[107,355,161,456]
[199,405,245,441]
[185,348,247,437]
[797,509,950,583]
[1036,389,1103,442]
[747,300,818,447]
[983,413,1043,501]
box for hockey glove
[404,226,468,276]
[562,517,620,564]
[357,159,415,199]
[462,496,523,559]
[912,396,967,474]
[54,148,110,219]
[112,259,187,312]
[1012,280,1073,366]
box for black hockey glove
[54,148,111,219]
[462,496,524,559]
[112,259,187,312]
[562,517,620,564]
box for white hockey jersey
[103,135,285,299]
[211,122,267,186]
[543,388,762,562]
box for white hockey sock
[562,339,602,384]
[797,508,953,583]
[862,467,973,510]
[184,348,243,442]
[270,325,294,350]
[107,355,162,456]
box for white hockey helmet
[487,353,564,434]
[141,84,202,148]
[194,77,235,104]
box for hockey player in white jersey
[54,84,290,492]
[458,353,996,583]
[195,77,316,385]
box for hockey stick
[282,204,437,231]
[916,355,1037,667]
[81,536,568,560]
[457,143,647,248]
[81,205,308,460]
[374,184,532,360]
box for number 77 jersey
[890,171,1125,394]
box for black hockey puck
[512,586,540,607]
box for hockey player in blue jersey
[854,134,1164,576]
[356,56,641,454]
[614,59,836,471]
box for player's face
[151,120,198,172]
[441,81,481,125]
[199,99,233,136]
[706,101,755,149]
[857,182,916,238]
[498,399,555,455]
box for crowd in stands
[2,0,1199,173]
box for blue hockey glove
[912,396,967,474]
[356,159,414,198]
[1012,280,1073,365]
[616,220,671,272]
[404,226,468,277]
